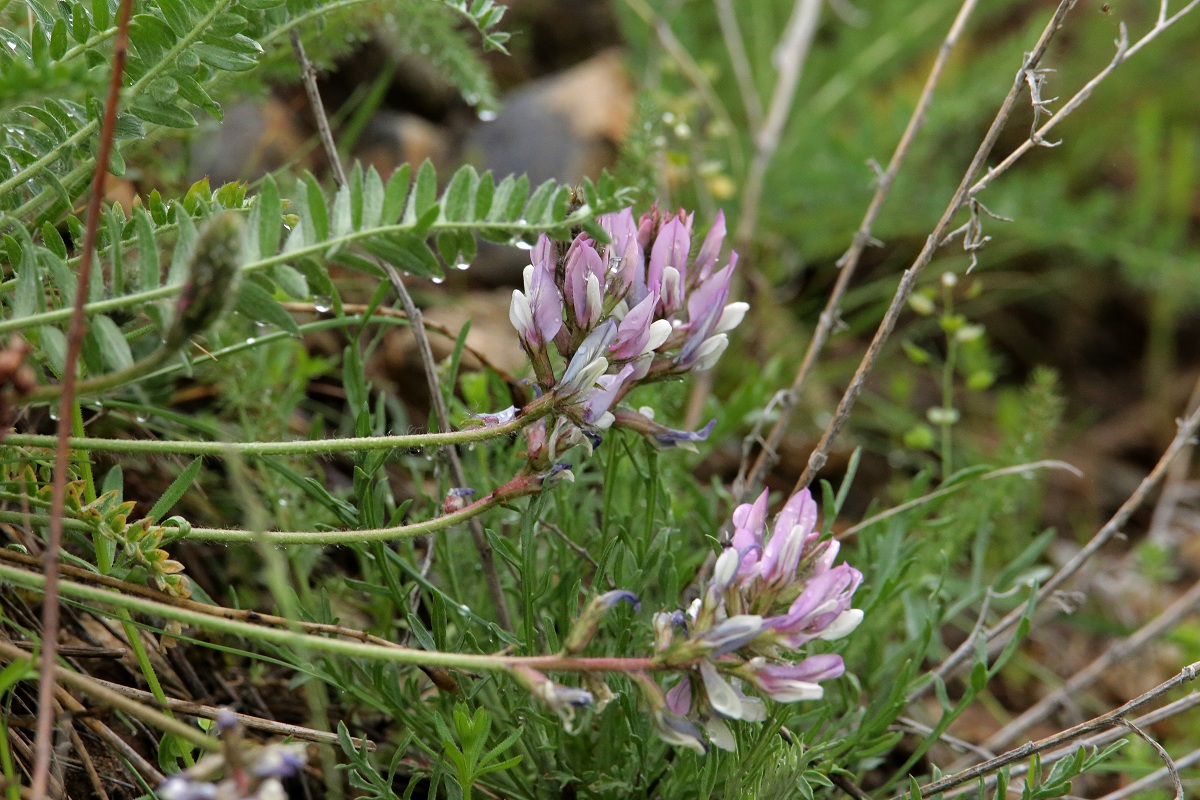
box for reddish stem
[30,1,135,797]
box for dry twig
[792,0,1079,492]
[981,577,1200,753]
[921,400,1200,696]
[288,31,513,629]
[898,661,1200,798]
[734,0,982,500]
[31,3,135,797]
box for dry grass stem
[31,2,136,796]
[288,30,513,630]
[734,0,982,500]
[792,0,1079,492]
[904,661,1200,798]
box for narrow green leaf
[348,161,364,229]
[486,174,515,222]
[134,207,159,290]
[101,465,124,498]
[12,246,41,319]
[176,74,221,119]
[71,2,91,43]
[148,458,203,520]
[405,159,438,223]
[148,190,169,225]
[193,41,259,71]
[359,232,442,280]
[439,165,476,222]
[130,99,196,129]
[130,14,175,55]
[43,252,75,309]
[380,164,410,225]
[49,18,68,60]
[92,0,109,29]
[92,315,133,370]
[39,326,67,375]
[362,166,384,228]
[235,279,300,335]
[522,179,557,224]
[504,174,530,220]
[303,173,329,241]
[167,204,198,286]
[331,184,353,238]
[156,0,193,37]
[474,170,495,219]
[256,175,282,258]
[40,222,67,259]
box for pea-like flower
[504,207,745,451]
[646,487,862,752]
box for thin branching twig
[712,0,763,129]
[1098,745,1200,800]
[734,0,822,251]
[30,2,135,796]
[734,0,981,500]
[981,577,1200,752]
[897,661,1200,798]
[792,0,1079,492]
[921,399,1200,696]
[1116,719,1184,800]
[288,30,513,629]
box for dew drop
[313,296,332,313]
[245,337,257,345]
[135,415,147,424]
[454,262,470,271]
[430,275,445,285]
[277,498,289,507]
[477,109,497,122]
[513,240,533,251]
[458,604,471,615]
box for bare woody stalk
[287,31,513,630]
[791,0,1078,492]
[734,0,981,501]
[980,577,1200,753]
[29,1,135,797]
[733,0,822,251]
[896,660,1200,799]
[936,693,1200,800]
[916,400,1200,698]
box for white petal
[817,609,864,641]
[714,302,749,335]
[509,290,533,337]
[585,273,602,326]
[643,319,673,355]
[691,334,729,371]
[704,718,737,751]
[700,661,744,720]
[522,264,534,294]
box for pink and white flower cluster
[642,488,863,752]
[508,207,746,444]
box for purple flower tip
[252,746,307,779]
[599,590,641,611]
[448,487,475,498]
[157,777,217,800]
[652,419,716,451]
[216,708,239,732]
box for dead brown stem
[31,2,135,797]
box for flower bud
[167,212,243,348]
